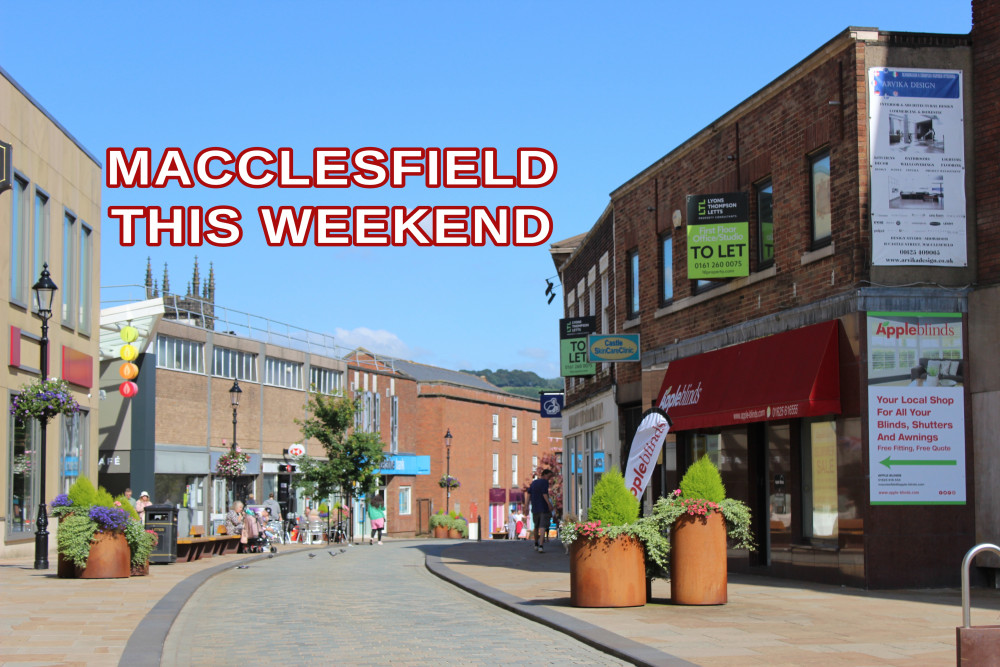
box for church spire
[204,262,216,302]
[144,257,155,298]
[191,256,201,298]
[162,264,170,294]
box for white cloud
[518,347,550,360]
[333,327,414,358]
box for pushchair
[242,511,276,554]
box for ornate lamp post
[444,428,453,514]
[229,379,242,501]
[32,264,57,570]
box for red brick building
[556,16,988,587]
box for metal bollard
[477,516,482,542]
[957,543,1000,666]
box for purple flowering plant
[438,475,460,489]
[9,378,81,425]
[89,505,129,532]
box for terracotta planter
[130,560,150,576]
[447,528,462,539]
[433,525,449,538]
[671,512,727,605]
[569,535,645,608]
[79,531,131,579]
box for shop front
[653,315,974,588]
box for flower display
[216,446,250,477]
[51,494,72,508]
[9,378,81,424]
[89,505,129,532]
[438,475,460,489]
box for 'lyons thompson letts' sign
[686,193,749,280]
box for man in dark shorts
[528,469,554,553]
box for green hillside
[462,369,562,398]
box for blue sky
[1,2,971,378]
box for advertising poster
[866,312,965,505]
[685,193,750,279]
[587,334,640,363]
[868,68,966,266]
[560,317,596,377]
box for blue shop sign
[379,454,431,476]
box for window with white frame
[213,347,258,381]
[399,486,411,515]
[532,455,538,474]
[492,414,499,440]
[511,416,518,441]
[156,335,204,373]
[264,356,303,389]
[492,452,499,486]
[531,419,538,444]
[390,395,399,453]
[512,454,518,487]
[309,366,342,395]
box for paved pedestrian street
[160,541,629,666]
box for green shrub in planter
[587,469,639,527]
[68,476,98,508]
[57,514,98,568]
[680,455,726,503]
[429,511,449,529]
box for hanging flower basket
[438,475,460,489]
[9,378,81,425]
[216,447,250,477]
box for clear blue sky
[1,2,972,378]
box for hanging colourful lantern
[120,325,139,343]
[119,325,140,396]
[119,381,139,398]
[119,344,138,362]
[119,362,139,380]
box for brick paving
[3,537,1000,666]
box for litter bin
[145,504,178,564]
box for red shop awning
[655,320,841,431]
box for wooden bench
[176,525,242,562]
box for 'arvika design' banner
[625,408,672,498]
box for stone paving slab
[431,539,1000,667]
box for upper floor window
[33,190,49,299]
[810,150,831,247]
[627,248,639,318]
[264,356,302,389]
[77,223,93,333]
[61,211,76,326]
[213,347,258,382]
[10,175,30,303]
[511,416,518,441]
[660,234,673,304]
[531,419,538,444]
[309,366,342,395]
[492,452,500,486]
[512,454,519,487]
[756,179,774,268]
[156,335,204,373]
[492,414,499,440]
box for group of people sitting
[223,499,282,545]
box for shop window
[660,234,673,304]
[756,179,774,267]
[801,419,838,544]
[810,150,831,248]
[59,410,89,495]
[626,249,639,318]
[399,486,411,515]
[8,406,39,537]
[156,334,204,373]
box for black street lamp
[229,379,242,501]
[32,263,57,570]
[444,428,453,515]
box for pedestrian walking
[368,497,386,545]
[263,492,282,520]
[528,470,554,553]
